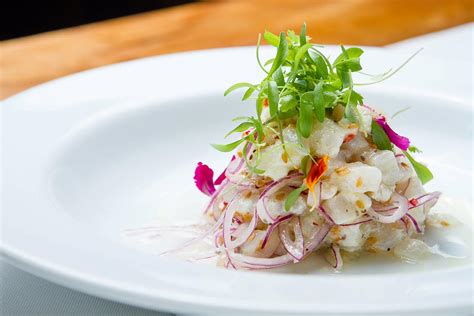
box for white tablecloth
[1,23,471,316]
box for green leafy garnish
[300,155,312,176]
[313,81,325,122]
[404,151,433,184]
[224,82,255,97]
[219,23,424,179]
[408,146,422,153]
[212,138,246,152]
[285,184,308,211]
[225,122,254,138]
[297,92,314,138]
[268,32,288,77]
[267,80,279,117]
[371,120,392,150]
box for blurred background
[0,0,472,98]
[1,0,195,40]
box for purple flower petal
[214,170,227,185]
[375,118,410,150]
[194,162,216,196]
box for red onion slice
[405,213,422,233]
[261,214,292,249]
[328,244,343,269]
[304,221,333,255]
[256,173,303,224]
[228,252,293,269]
[279,216,305,262]
[222,192,257,250]
[318,205,335,224]
[367,193,409,223]
[408,191,442,210]
[339,217,372,226]
[225,143,254,176]
[400,217,409,233]
[203,179,230,215]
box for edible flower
[214,156,235,185]
[375,117,410,150]
[194,162,216,196]
[305,155,329,192]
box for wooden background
[0,0,472,99]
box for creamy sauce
[123,196,472,274]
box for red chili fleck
[343,134,356,143]
[409,198,418,207]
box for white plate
[1,46,472,315]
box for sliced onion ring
[367,193,409,223]
[222,193,258,250]
[261,214,292,249]
[304,221,333,255]
[225,143,254,177]
[339,217,372,226]
[279,216,305,262]
[405,213,422,233]
[227,252,293,269]
[328,244,343,269]
[203,179,230,215]
[256,173,303,224]
[408,191,442,210]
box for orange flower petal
[305,155,329,191]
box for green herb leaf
[224,82,255,96]
[322,89,338,108]
[263,30,280,47]
[287,30,298,43]
[292,43,313,72]
[256,33,269,74]
[404,151,433,184]
[211,138,246,152]
[272,66,285,87]
[371,120,392,150]
[256,89,266,119]
[264,58,275,66]
[408,146,422,153]
[297,92,314,138]
[345,89,363,106]
[242,86,256,100]
[285,184,308,211]
[267,80,279,117]
[309,49,331,78]
[249,117,264,142]
[225,122,254,138]
[300,156,311,176]
[268,32,288,77]
[278,108,298,120]
[313,81,325,122]
[280,94,298,112]
[334,46,363,73]
[299,22,307,45]
[335,58,362,72]
[337,69,352,89]
[333,47,364,65]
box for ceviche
[130,25,444,270]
